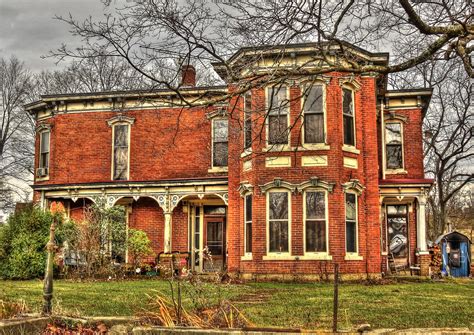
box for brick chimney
[181,64,196,87]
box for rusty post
[42,218,56,315]
[332,263,339,333]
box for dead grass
[0,299,28,319]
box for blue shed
[435,231,471,277]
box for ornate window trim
[36,123,52,133]
[106,114,135,126]
[385,112,408,123]
[342,179,365,195]
[206,107,227,120]
[238,182,254,197]
[297,177,335,193]
[338,76,362,91]
[259,178,297,194]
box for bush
[0,205,63,279]
[128,229,155,269]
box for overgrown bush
[0,205,63,279]
[128,228,155,270]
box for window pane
[269,221,289,252]
[114,125,128,147]
[245,195,252,222]
[345,193,356,220]
[114,147,128,180]
[213,119,228,142]
[303,86,323,113]
[40,152,49,169]
[343,89,353,116]
[304,113,324,143]
[268,114,288,144]
[269,86,288,114]
[269,192,288,220]
[306,191,325,220]
[213,142,228,167]
[40,132,50,153]
[343,115,355,146]
[346,221,357,253]
[387,205,407,215]
[245,221,252,253]
[385,123,402,144]
[386,145,402,169]
[306,220,326,252]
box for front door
[203,217,225,272]
[387,205,409,266]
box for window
[267,86,289,145]
[212,119,228,167]
[244,93,252,150]
[303,85,325,144]
[113,124,130,180]
[268,191,290,253]
[342,88,355,146]
[39,131,50,173]
[385,122,403,169]
[244,194,252,254]
[305,191,327,253]
[345,193,358,253]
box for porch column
[164,212,172,253]
[416,195,428,253]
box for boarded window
[303,85,324,143]
[268,192,289,253]
[39,131,50,169]
[213,119,228,167]
[113,124,129,180]
[387,205,408,259]
[342,88,355,146]
[245,194,252,254]
[385,122,403,169]
[305,191,326,252]
[345,193,357,253]
[244,93,252,149]
[268,86,289,145]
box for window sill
[241,254,253,261]
[298,253,332,261]
[208,167,228,173]
[262,254,295,261]
[296,144,331,151]
[241,149,252,158]
[263,144,291,152]
[385,168,407,174]
[35,176,50,182]
[344,254,363,261]
[342,145,360,155]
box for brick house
[26,42,433,279]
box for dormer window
[385,122,404,170]
[342,88,355,146]
[267,85,289,146]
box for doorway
[387,204,409,266]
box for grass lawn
[1,278,473,330]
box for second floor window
[385,122,403,169]
[303,85,325,144]
[39,131,50,173]
[244,93,252,150]
[212,119,228,167]
[268,86,289,145]
[342,88,355,146]
[113,124,130,180]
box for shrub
[128,228,155,270]
[0,205,63,279]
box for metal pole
[332,263,339,333]
[42,218,56,315]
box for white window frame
[265,189,292,257]
[209,117,229,172]
[37,129,51,179]
[301,82,328,148]
[111,123,132,181]
[385,120,406,173]
[344,191,362,260]
[265,85,291,150]
[342,86,357,150]
[243,193,252,258]
[302,189,331,259]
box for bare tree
[0,57,35,211]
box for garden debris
[0,299,28,319]
[43,320,108,334]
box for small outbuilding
[435,231,471,277]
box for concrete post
[416,195,428,253]
[164,212,172,253]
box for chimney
[181,64,196,87]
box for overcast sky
[0,0,105,71]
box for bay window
[268,191,290,253]
[342,88,355,146]
[304,191,327,253]
[244,194,252,254]
[267,86,289,145]
[345,192,358,253]
[303,85,325,144]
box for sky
[0,0,105,71]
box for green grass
[1,278,473,330]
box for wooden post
[332,263,339,333]
[42,218,56,315]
